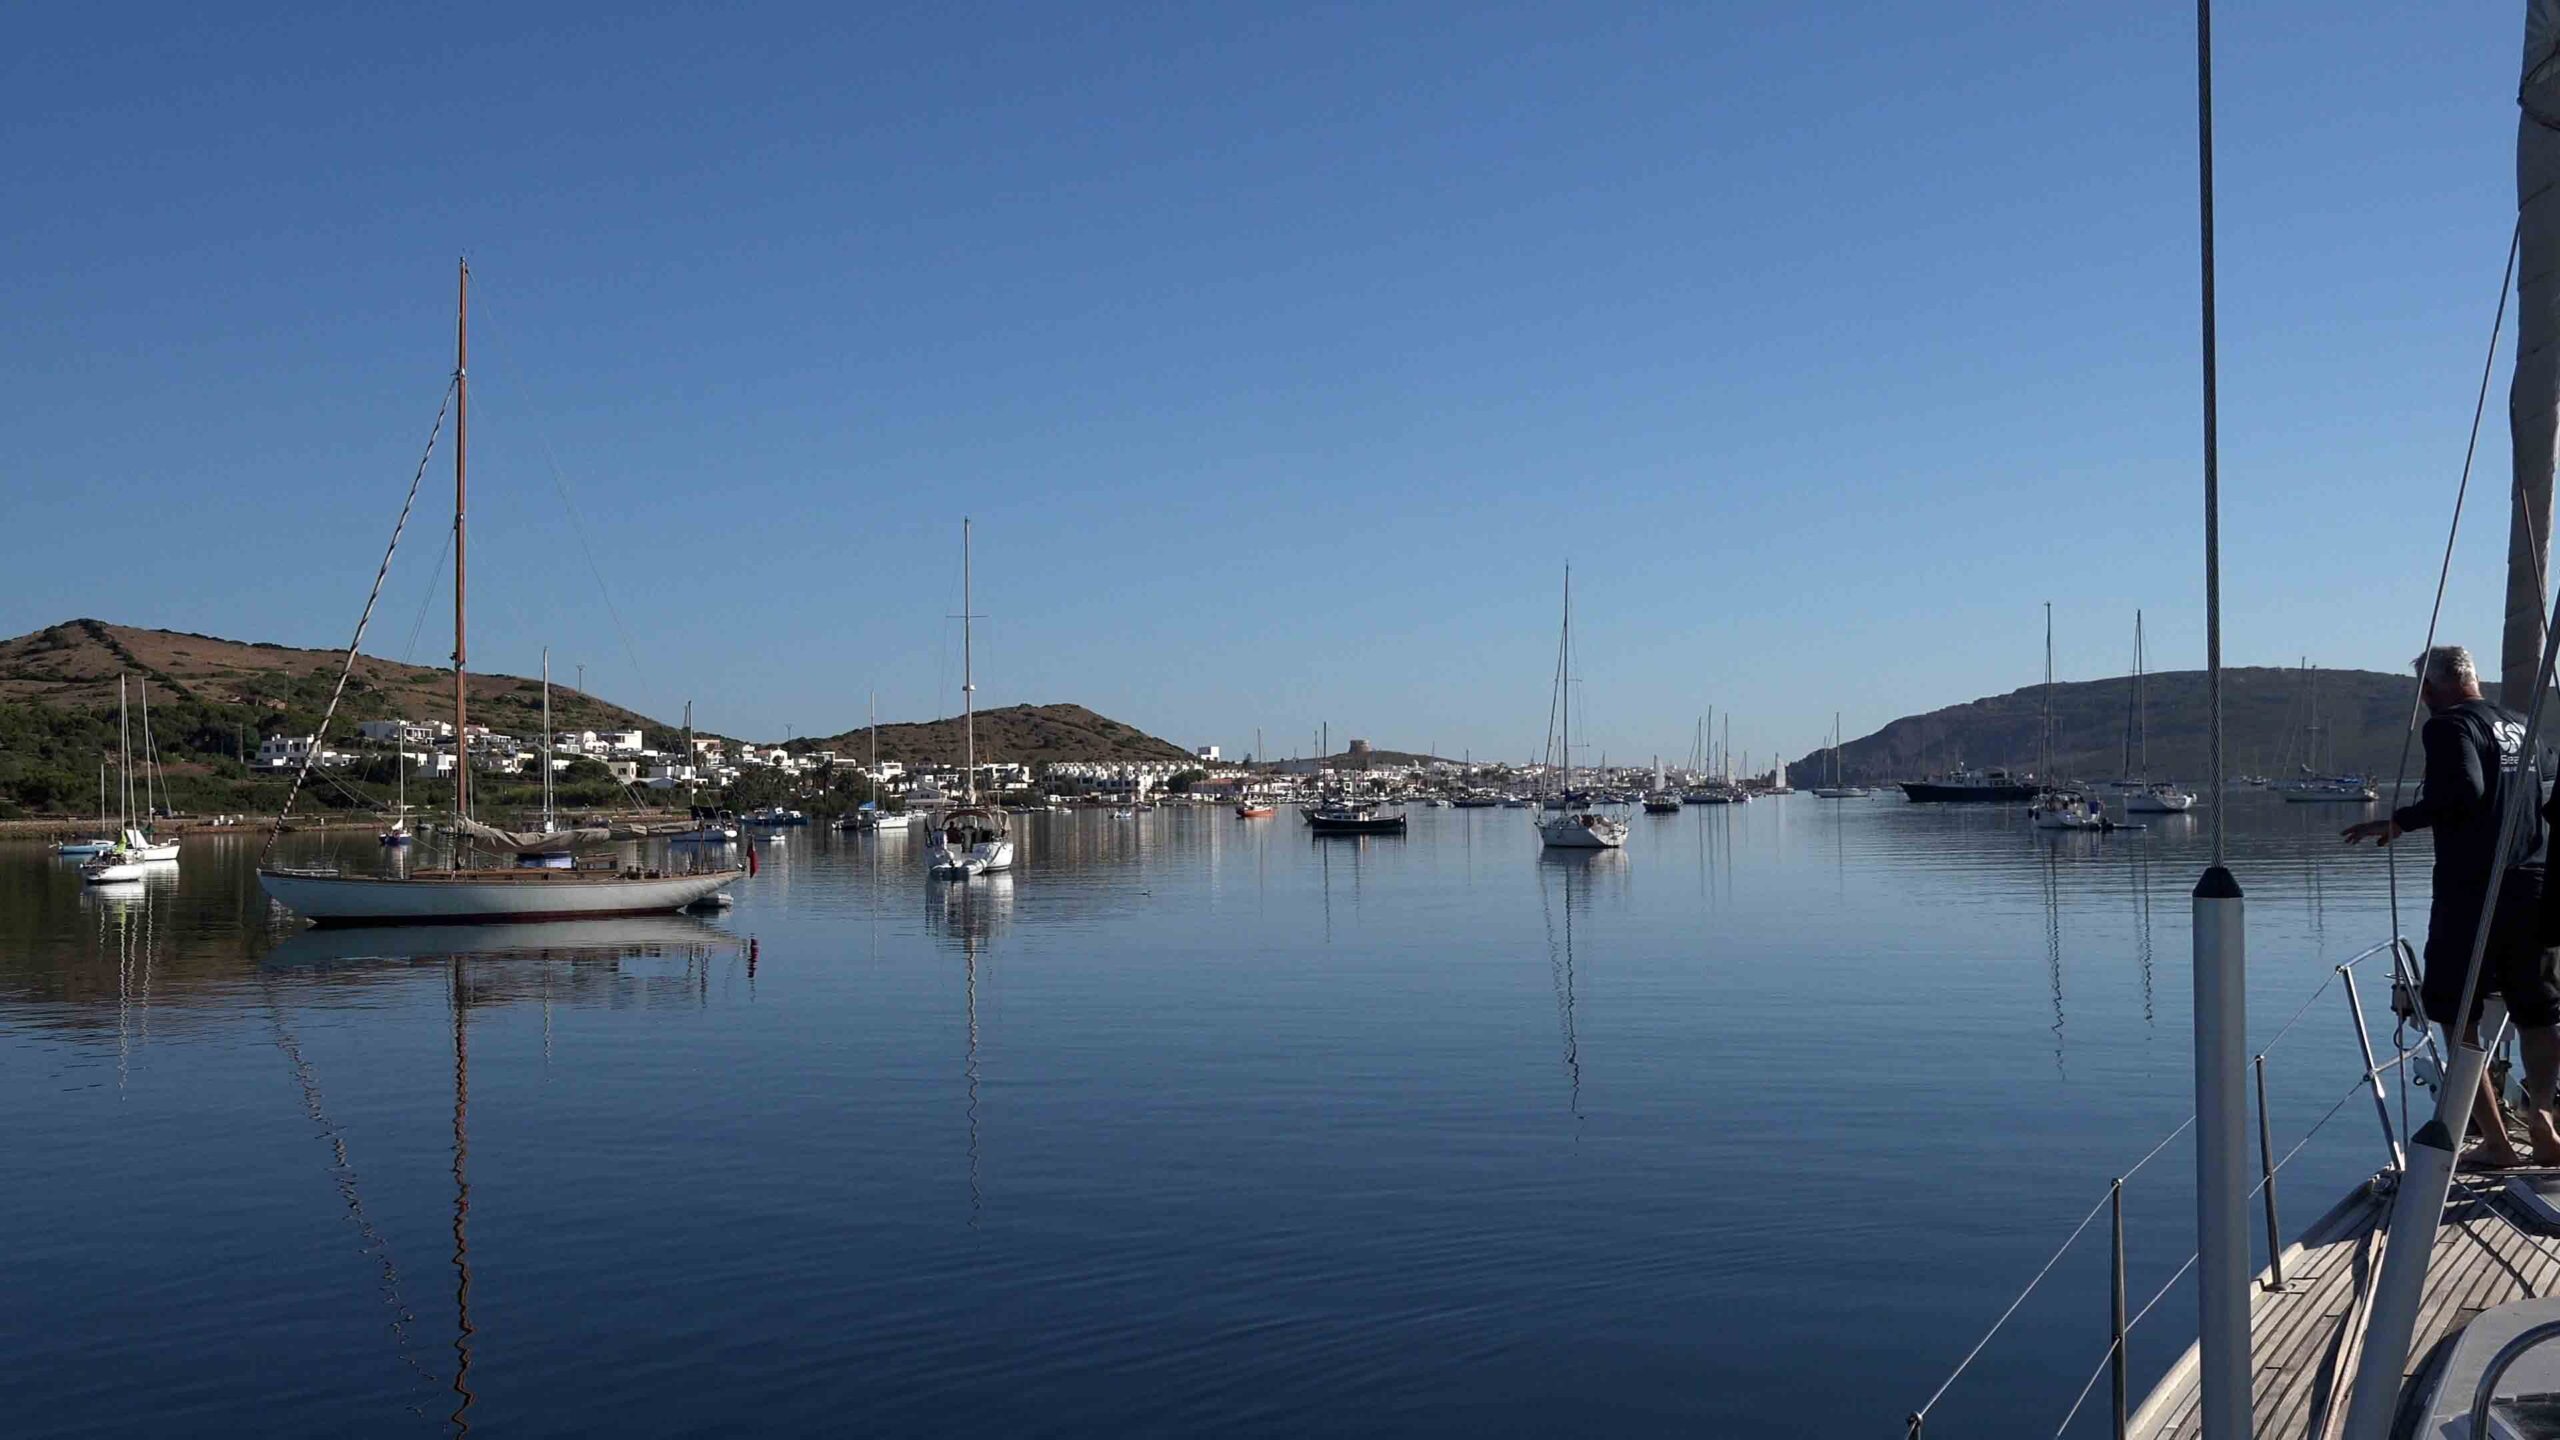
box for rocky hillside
[1783,666,2418,788]
[0,619,663,736]
[798,702,1193,767]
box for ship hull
[1900,781,2037,803]
[259,866,744,926]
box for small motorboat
[1643,792,1682,814]
[1236,801,1277,818]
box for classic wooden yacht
[255,262,742,925]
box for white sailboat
[1812,711,1866,798]
[667,701,740,843]
[927,519,1015,878]
[257,262,742,925]
[121,679,180,862]
[2270,660,2377,802]
[2026,603,2101,829]
[1535,566,1629,851]
[2120,610,2197,813]
[380,727,413,846]
[80,677,148,884]
[842,695,915,832]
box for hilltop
[0,619,664,736]
[0,620,1200,814]
[798,703,1194,767]
[1782,666,2416,788]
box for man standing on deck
[2343,644,2560,1168]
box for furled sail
[451,815,610,854]
[2508,0,2560,702]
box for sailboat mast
[118,675,131,829]
[962,517,977,805]
[2042,601,2054,782]
[452,258,471,823]
[541,648,553,831]
[138,678,154,823]
[683,701,695,809]
[2136,609,2148,778]
[1562,566,1572,798]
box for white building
[1195,745,1221,763]
[256,734,350,771]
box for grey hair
[2416,644,2477,688]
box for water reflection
[930,877,1013,1226]
[1536,849,1626,1123]
[258,915,750,1437]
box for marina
[13,2,2560,1435]
[0,791,2420,1436]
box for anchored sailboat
[1535,567,1628,850]
[2122,610,2196,813]
[257,261,741,925]
[926,519,1015,878]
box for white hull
[2278,787,2376,804]
[1537,814,1629,849]
[83,858,147,883]
[862,812,916,831]
[2125,790,2196,813]
[259,866,745,925]
[130,841,180,862]
[927,839,1015,877]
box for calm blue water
[0,797,2437,1436]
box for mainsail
[2508,0,2560,702]
[450,816,609,855]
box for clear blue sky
[2,3,2534,767]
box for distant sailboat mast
[453,259,470,827]
[962,516,977,806]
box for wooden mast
[453,258,471,823]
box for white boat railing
[1904,936,2433,1439]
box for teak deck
[2132,1176,2560,1439]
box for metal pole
[2344,1000,2506,1438]
[2193,867,2250,1435]
[2256,1055,2287,1290]
[2112,1179,2130,1440]
[2343,969,2406,1169]
[2191,3,2249,1431]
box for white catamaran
[257,262,742,925]
[926,519,1015,878]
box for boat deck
[2131,1174,2560,1439]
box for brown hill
[801,703,1194,767]
[1783,666,2423,788]
[0,619,664,736]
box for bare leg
[2453,1021,2528,1167]
[2519,1025,2560,1165]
